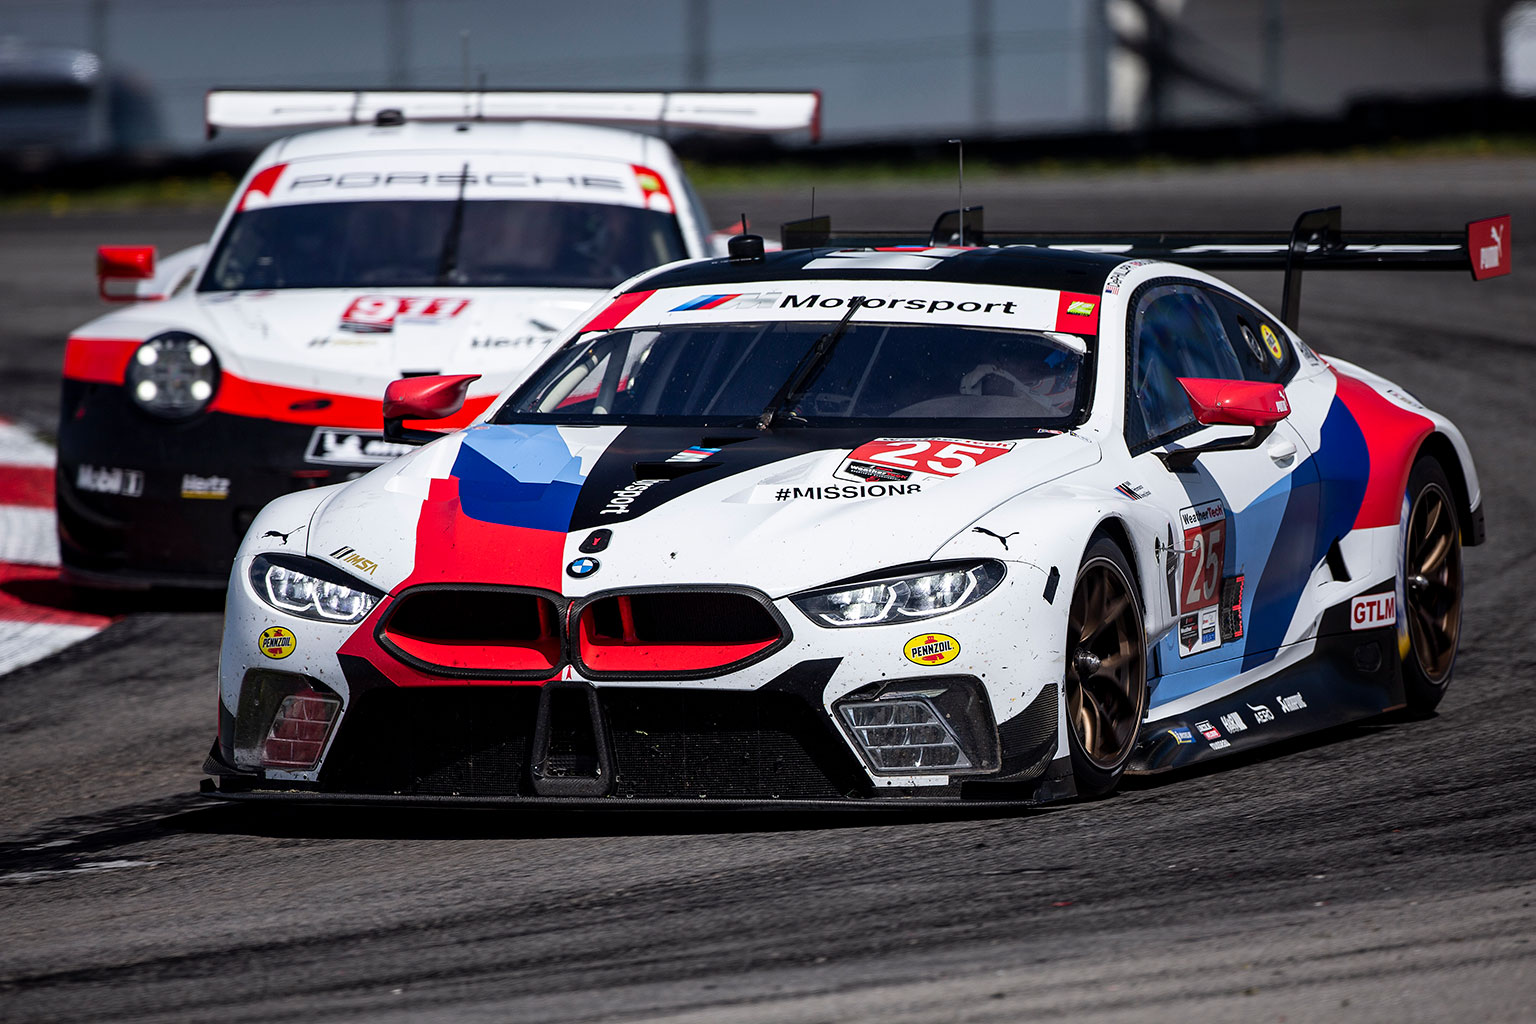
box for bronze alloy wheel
[1066,547,1147,779]
[1405,478,1462,685]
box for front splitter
[199,774,1077,811]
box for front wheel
[1400,456,1463,713]
[1064,537,1149,798]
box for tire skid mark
[0,793,208,878]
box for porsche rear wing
[781,206,1511,328]
[206,88,821,141]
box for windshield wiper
[435,161,470,285]
[755,296,865,431]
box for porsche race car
[57,88,819,588]
[204,206,1509,806]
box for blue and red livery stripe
[670,294,741,312]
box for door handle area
[1267,438,1298,463]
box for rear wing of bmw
[207,88,821,141]
[781,206,1511,329]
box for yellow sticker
[1066,300,1096,316]
[1260,323,1285,361]
[904,632,960,666]
[259,626,296,660]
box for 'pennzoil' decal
[905,633,960,666]
[259,626,296,659]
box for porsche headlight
[792,561,1005,627]
[249,554,382,624]
[125,331,220,418]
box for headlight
[249,554,382,624]
[125,331,220,418]
[792,561,1005,627]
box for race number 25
[847,438,1014,477]
[1179,500,1227,613]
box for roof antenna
[728,211,765,262]
[810,185,816,220]
[948,138,964,246]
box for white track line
[0,419,116,678]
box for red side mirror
[97,245,157,302]
[383,374,482,445]
[1178,377,1290,428]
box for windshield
[198,200,687,291]
[497,321,1087,428]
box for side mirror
[97,245,157,302]
[1159,377,1290,471]
[1180,377,1290,428]
[383,373,481,445]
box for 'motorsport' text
[781,294,1017,316]
[601,479,664,515]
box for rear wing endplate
[781,206,1511,329]
[206,88,821,141]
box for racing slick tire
[1064,536,1149,798]
[1400,455,1464,714]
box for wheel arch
[1087,515,1142,592]
[1415,431,1480,546]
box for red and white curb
[0,419,116,677]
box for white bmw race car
[204,207,1508,806]
[57,88,818,588]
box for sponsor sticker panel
[1351,591,1396,630]
[606,281,1066,333]
[904,633,960,666]
[1177,499,1228,658]
[76,464,144,497]
[835,438,1013,484]
[181,474,231,500]
[306,428,414,467]
[259,626,297,659]
[340,296,470,334]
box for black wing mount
[781,206,1512,329]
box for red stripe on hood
[337,474,568,686]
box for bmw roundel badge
[566,557,600,578]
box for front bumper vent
[838,697,972,772]
[574,590,788,678]
[379,586,562,678]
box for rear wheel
[1064,537,1148,798]
[1400,456,1463,713]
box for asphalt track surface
[2,156,1535,1022]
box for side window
[1204,291,1295,384]
[1126,284,1243,451]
